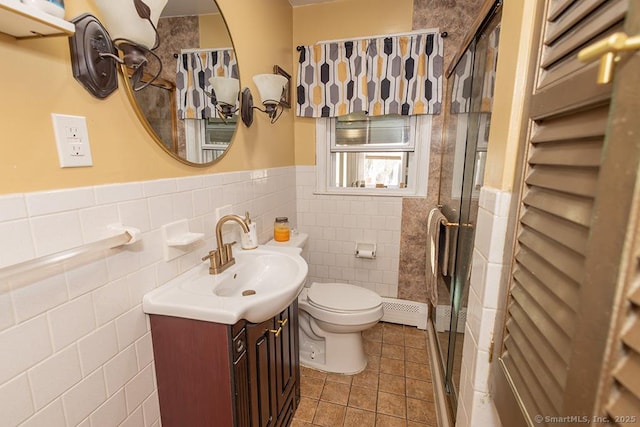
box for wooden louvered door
[492,0,640,426]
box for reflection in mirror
[122,0,239,166]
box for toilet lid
[307,283,382,312]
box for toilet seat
[307,283,382,313]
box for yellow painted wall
[292,0,414,165]
[484,0,539,191]
[0,0,293,194]
[199,13,232,48]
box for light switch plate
[51,113,93,167]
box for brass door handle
[578,32,640,84]
[278,318,288,327]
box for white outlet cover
[51,113,93,168]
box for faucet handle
[224,241,237,261]
[201,250,217,262]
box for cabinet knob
[278,318,288,327]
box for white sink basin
[143,245,308,324]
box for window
[316,112,431,196]
[184,117,236,163]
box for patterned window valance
[450,50,474,114]
[176,48,239,120]
[451,22,500,114]
[296,31,443,118]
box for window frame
[315,115,431,197]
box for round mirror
[121,0,238,166]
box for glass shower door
[434,5,501,413]
[434,42,475,401]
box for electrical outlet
[51,113,93,167]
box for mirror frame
[118,7,239,168]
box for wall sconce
[69,0,168,99]
[209,77,240,120]
[240,74,288,127]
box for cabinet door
[150,315,235,427]
[274,301,299,414]
[246,317,278,427]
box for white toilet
[267,232,384,374]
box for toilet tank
[266,231,309,263]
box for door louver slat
[507,303,569,388]
[510,286,572,363]
[530,105,608,143]
[613,352,640,400]
[525,165,599,197]
[502,353,544,423]
[607,388,640,424]
[518,228,585,284]
[545,0,609,45]
[504,336,557,420]
[513,268,576,337]
[622,319,640,356]
[630,286,640,305]
[515,248,580,311]
[523,188,593,227]
[505,319,564,412]
[548,0,576,22]
[520,208,589,256]
[529,139,603,167]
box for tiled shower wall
[0,167,296,427]
[295,166,402,297]
[456,187,509,427]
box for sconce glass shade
[209,77,240,106]
[93,0,168,48]
[252,74,287,105]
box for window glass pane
[335,112,410,147]
[332,151,409,188]
[206,117,237,145]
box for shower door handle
[442,222,474,229]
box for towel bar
[0,227,139,283]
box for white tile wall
[295,166,403,297]
[456,187,510,427]
[0,166,297,426]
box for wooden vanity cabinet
[149,301,300,427]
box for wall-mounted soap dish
[162,219,204,261]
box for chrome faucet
[201,214,250,275]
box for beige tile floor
[292,322,437,427]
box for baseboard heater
[381,298,428,330]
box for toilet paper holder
[355,242,376,259]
